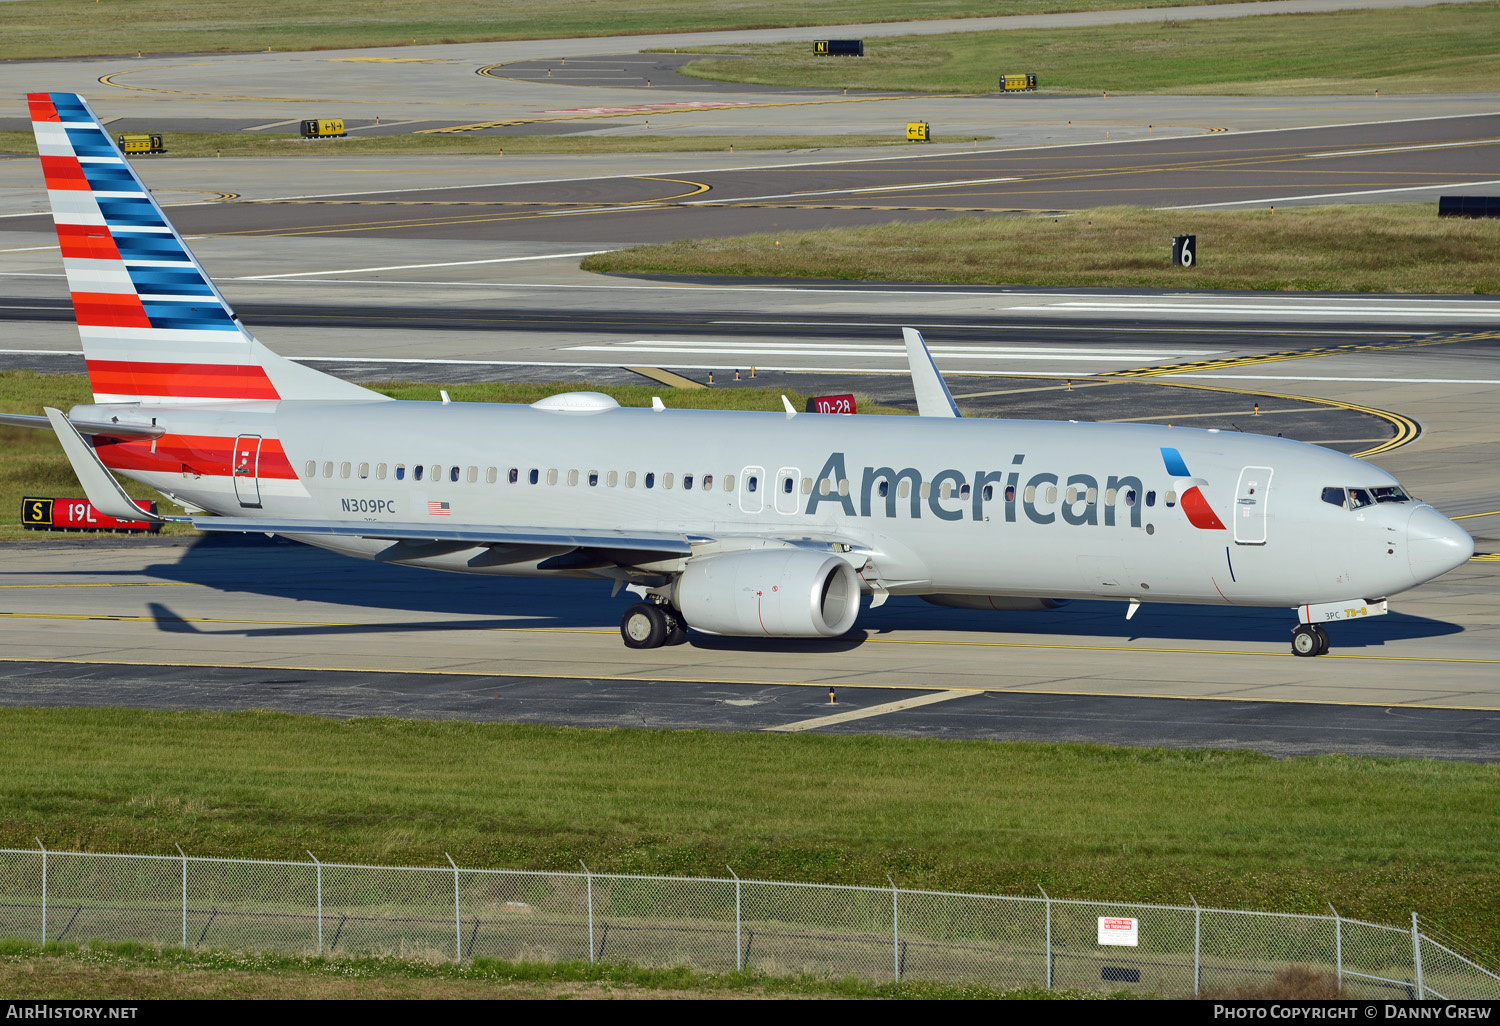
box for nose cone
[1407,506,1474,584]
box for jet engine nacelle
[922,594,1071,611]
[672,549,861,638]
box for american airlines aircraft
[6,93,1475,656]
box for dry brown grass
[1200,965,1344,1000]
[582,205,1500,294]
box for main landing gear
[1291,624,1330,657]
[621,602,688,650]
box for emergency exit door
[1233,465,1272,545]
[233,434,263,508]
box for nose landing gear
[1291,624,1330,657]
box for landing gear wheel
[664,608,689,646]
[1291,624,1322,658]
[1313,625,1331,655]
[621,602,668,649]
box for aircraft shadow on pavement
[129,537,1466,651]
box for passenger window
[662,473,673,489]
[467,466,477,483]
[982,484,993,501]
[723,474,733,491]
[607,471,618,487]
[529,468,539,485]
[1086,487,1097,504]
[878,480,889,498]
[1105,488,1117,505]
[396,464,406,481]
[683,474,693,491]
[839,479,850,496]
[358,463,369,480]
[1321,487,1346,507]
[304,461,316,478]
[340,462,351,479]
[486,467,497,484]
[508,467,518,484]
[645,472,655,489]
[626,472,637,488]
[1045,485,1057,504]
[568,470,579,486]
[1124,489,1136,506]
[960,484,970,500]
[748,476,758,493]
[322,461,333,478]
[782,476,794,495]
[820,479,832,496]
[702,474,713,490]
[1024,485,1036,503]
[589,471,599,486]
[896,480,909,499]
[414,465,424,481]
[450,466,460,483]
[920,483,932,499]
[1004,485,1015,502]
[1145,490,1156,507]
[1065,486,1077,503]
[376,464,387,481]
[430,465,439,482]
[1165,490,1177,507]
[547,469,558,486]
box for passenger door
[1233,466,1272,545]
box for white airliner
[5,93,1475,655]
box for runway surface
[3,11,1500,758]
[7,115,1499,243]
[1,537,1497,760]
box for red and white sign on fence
[1098,916,1139,946]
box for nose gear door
[1233,465,1272,545]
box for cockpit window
[1321,487,1345,507]
[1347,488,1375,510]
[1372,486,1411,504]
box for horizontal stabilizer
[0,410,164,439]
[903,327,961,418]
[43,406,166,523]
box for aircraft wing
[188,516,697,555]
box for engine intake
[673,549,861,638]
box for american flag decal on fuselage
[27,92,278,405]
[428,501,451,516]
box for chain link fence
[2,846,1497,997]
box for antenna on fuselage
[902,327,960,418]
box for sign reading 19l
[807,394,856,415]
[21,496,160,533]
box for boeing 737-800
[3,93,1475,655]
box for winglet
[43,407,166,523]
[902,328,960,418]
[782,395,797,417]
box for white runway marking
[568,340,1214,362]
[685,177,1023,205]
[238,250,609,279]
[764,689,972,733]
[1161,179,1500,209]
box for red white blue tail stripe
[29,91,275,404]
[1160,446,1226,530]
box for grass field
[0,130,916,159]
[582,204,1500,294]
[1,708,1497,949]
[674,3,1500,94]
[0,0,1254,61]
[0,372,902,539]
[0,940,1076,999]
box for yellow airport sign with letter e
[906,121,930,142]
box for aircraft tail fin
[902,327,961,418]
[28,92,381,405]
